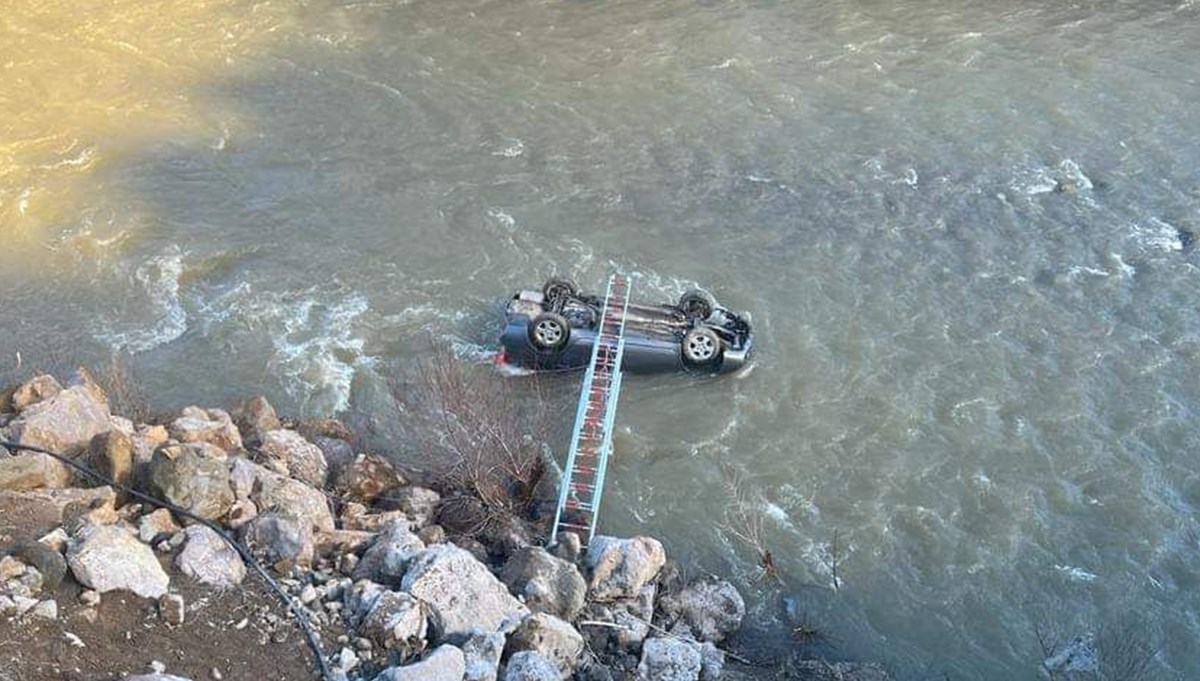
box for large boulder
[463,629,506,681]
[334,453,405,503]
[168,406,242,452]
[401,545,529,639]
[357,589,429,655]
[258,429,328,489]
[506,613,585,679]
[636,638,701,681]
[386,486,441,528]
[353,520,425,585]
[9,375,62,412]
[373,644,466,681]
[67,524,169,599]
[6,385,112,486]
[252,466,334,533]
[503,651,561,681]
[0,486,116,540]
[176,525,246,587]
[148,443,235,522]
[501,547,587,621]
[240,511,314,573]
[586,536,666,601]
[659,576,745,643]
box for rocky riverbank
[0,369,890,681]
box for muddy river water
[3,1,1200,677]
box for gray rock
[507,613,585,679]
[503,651,561,681]
[240,511,315,573]
[226,499,258,529]
[28,598,57,621]
[373,644,465,681]
[463,629,506,681]
[252,465,334,533]
[357,589,429,655]
[176,525,246,587]
[501,547,587,621]
[148,443,235,521]
[582,583,656,653]
[169,406,242,451]
[387,486,441,528]
[586,535,666,601]
[0,453,71,492]
[67,524,169,599]
[698,642,723,681]
[353,520,425,585]
[6,540,67,591]
[10,375,62,412]
[259,429,328,489]
[637,638,701,681]
[659,576,745,642]
[550,533,581,564]
[313,436,356,482]
[401,544,529,639]
[126,675,195,681]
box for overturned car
[498,278,753,374]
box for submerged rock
[67,524,169,599]
[401,544,529,639]
[785,661,893,681]
[586,536,666,601]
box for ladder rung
[565,500,594,512]
[557,522,591,532]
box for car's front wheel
[529,312,571,351]
[682,327,722,366]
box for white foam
[1054,564,1099,583]
[97,248,188,353]
[1131,218,1183,253]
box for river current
[3,1,1200,678]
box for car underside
[498,278,753,374]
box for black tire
[679,289,716,321]
[529,312,571,351]
[682,327,722,366]
[542,277,578,305]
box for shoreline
[0,367,889,681]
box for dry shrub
[720,462,782,586]
[98,354,154,424]
[402,346,557,536]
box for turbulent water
[4,0,1200,677]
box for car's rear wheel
[682,327,722,366]
[543,277,578,306]
[529,312,571,351]
[679,289,716,321]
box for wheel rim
[686,333,716,361]
[534,320,564,347]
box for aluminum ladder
[551,272,632,548]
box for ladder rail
[551,272,632,546]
